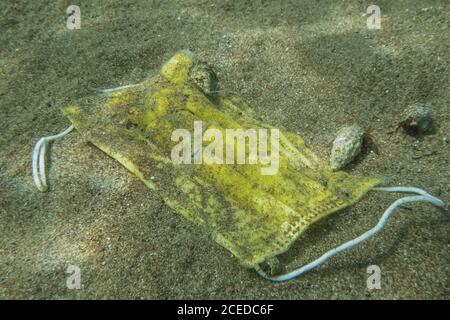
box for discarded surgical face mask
[32,52,445,282]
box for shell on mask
[188,61,220,96]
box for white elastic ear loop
[32,125,74,192]
[96,84,137,94]
[32,84,137,192]
[256,187,445,282]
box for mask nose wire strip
[255,187,445,282]
[32,125,74,192]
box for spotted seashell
[330,124,364,171]
[188,61,219,96]
[401,103,432,134]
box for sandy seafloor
[0,1,449,299]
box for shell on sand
[330,124,364,171]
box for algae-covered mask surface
[63,52,380,268]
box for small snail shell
[330,124,364,171]
[401,103,432,135]
[188,61,219,96]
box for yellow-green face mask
[32,52,445,281]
